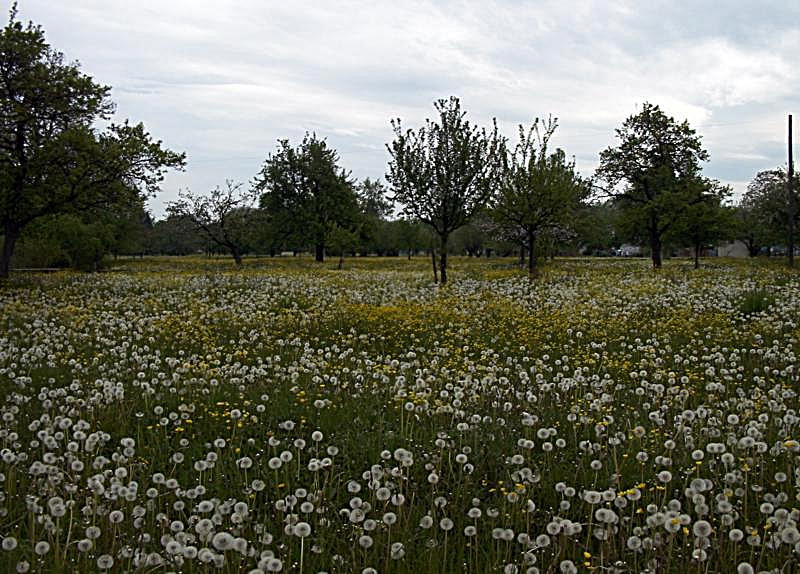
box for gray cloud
[17,0,800,216]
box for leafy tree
[667,182,733,268]
[13,187,155,269]
[451,218,488,257]
[104,196,152,258]
[14,210,120,271]
[0,9,185,277]
[167,181,257,265]
[394,218,426,259]
[386,96,504,283]
[739,169,800,260]
[328,222,361,269]
[255,133,360,262]
[358,177,393,219]
[13,214,89,269]
[148,214,206,256]
[597,103,717,268]
[357,178,393,255]
[575,201,619,255]
[491,117,590,276]
[732,203,771,257]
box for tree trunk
[439,235,448,284]
[430,245,438,283]
[528,230,538,278]
[315,243,324,262]
[337,252,344,270]
[231,246,243,266]
[694,243,700,269]
[0,224,21,279]
[650,232,662,269]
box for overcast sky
[17,0,800,218]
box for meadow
[1,256,799,574]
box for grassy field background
[1,256,798,573]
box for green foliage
[737,169,800,258]
[575,201,620,254]
[450,218,488,256]
[255,133,360,262]
[147,215,207,256]
[13,214,112,270]
[733,204,774,257]
[356,178,394,255]
[393,218,427,257]
[357,177,393,219]
[386,96,504,282]
[667,182,735,267]
[597,102,721,268]
[491,117,590,274]
[0,9,184,277]
[11,195,153,269]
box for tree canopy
[491,117,590,276]
[739,169,800,259]
[254,133,360,262]
[597,102,720,268]
[386,96,504,283]
[0,9,184,277]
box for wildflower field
[1,256,800,574]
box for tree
[394,218,425,259]
[167,181,257,265]
[491,117,590,276]
[358,177,393,219]
[0,9,185,277]
[328,223,360,269]
[357,178,393,255]
[148,214,206,256]
[13,187,155,270]
[451,217,488,257]
[575,201,619,255]
[667,181,733,268]
[105,196,152,258]
[740,169,800,261]
[255,133,359,262]
[386,96,504,283]
[732,203,771,257]
[597,103,714,268]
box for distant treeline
[2,12,797,279]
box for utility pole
[789,114,796,268]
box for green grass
[0,256,799,573]
[738,287,776,315]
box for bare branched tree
[167,181,257,266]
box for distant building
[717,241,749,258]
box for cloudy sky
[18,0,800,217]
